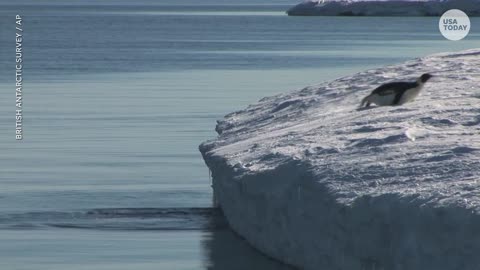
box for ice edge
[200,48,480,270]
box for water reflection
[202,209,295,270]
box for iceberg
[287,0,480,16]
[199,49,480,270]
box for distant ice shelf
[199,48,480,270]
[286,0,480,16]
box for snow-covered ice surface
[199,49,480,270]
[287,0,480,16]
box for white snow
[287,0,480,16]
[200,48,480,270]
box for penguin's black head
[420,73,433,83]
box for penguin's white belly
[369,93,396,106]
[398,85,422,104]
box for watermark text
[16,15,23,140]
[439,9,470,41]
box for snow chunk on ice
[200,49,480,270]
[287,0,480,16]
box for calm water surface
[0,1,479,269]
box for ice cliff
[287,0,480,16]
[199,49,480,270]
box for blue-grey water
[0,1,479,269]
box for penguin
[360,73,433,107]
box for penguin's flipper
[360,95,371,108]
[392,91,404,105]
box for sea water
[0,1,479,269]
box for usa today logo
[439,9,470,41]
